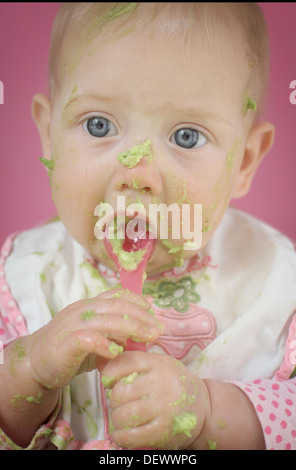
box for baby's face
[49,14,253,274]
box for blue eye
[83,116,117,138]
[172,128,207,149]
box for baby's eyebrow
[62,93,234,131]
[155,96,234,129]
[63,94,117,113]
[181,108,234,130]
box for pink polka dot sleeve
[231,378,296,450]
[0,232,29,348]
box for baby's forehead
[59,3,246,52]
[56,4,245,74]
[50,2,268,115]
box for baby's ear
[31,93,51,157]
[232,121,275,198]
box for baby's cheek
[50,173,95,245]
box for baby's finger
[111,398,156,431]
[95,289,151,311]
[79,308,162,345]
[86,289,162,328]
[111,415,168,450]
[109,371,149,407]
[100,350,152,388]
[60,329,126,363]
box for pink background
[1,3,296,246]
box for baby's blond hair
[49,2,270,116]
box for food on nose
[117,139,152,168]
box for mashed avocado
[109,235,147,271]
[122,371,138,384]
[108,219,148,271]
[101,375,115,388]
[117,140,152,168]
[243,90,257,115]
[40,157,55,171]
[108,341,124,355]
[172,411,197,437]
[80,310,96,321]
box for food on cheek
[39,157,55,171]
[242,90,257,115]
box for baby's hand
[101,351,210,450]
[24,289,162,391]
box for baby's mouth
[122,216,156,252]
[104,214,157,272]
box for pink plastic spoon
[104,222,155,351]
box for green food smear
[108,222,147,272]
[245,97,257,112]
[183,240,198,250]
[25,392,43,404]
[122,371,138,384]
[112,289,130,299]
[9,339,26,376]
[108,341,124,356]
[172,411,197,437]
[101,375,115,389]
[40,271,47,283]
[225,138,239,170]
[71,396,98,439]
[94,2,138,28]
[40,157,55,171]
[80,261,102,280]
[132,178,141,189]
[111,240,146,271]
[207,437,218,450]
[80,310,96,321]
[217,418,227,429]
[243,91,257,115]
[71,85,78,95]
[161,239,185,267]
[79,261,111,291]
[12,392,43,407]
[148,307,155,317]
[162,239,183,254]
[117,139,152,168]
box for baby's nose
[114,141,163,196]
[117,160,161,194]
[121,182,152,193]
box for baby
[0,3,296,450]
